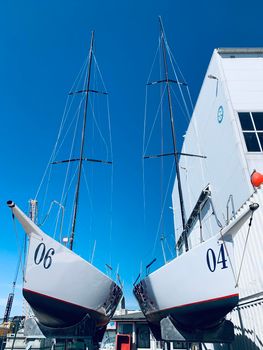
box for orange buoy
[251,170,263,187]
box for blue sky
[0,0,263,316]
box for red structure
[116,334,131,350]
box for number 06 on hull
[7,201,122,329]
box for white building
[172,48,263,349]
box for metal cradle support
[24,315,106,350]
[160,317,235,344]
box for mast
[69,31,94,250]
[158,17,189,252]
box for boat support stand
[24,315,106,350]
[160,317,234,349]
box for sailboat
[7,32,122,334]
[133,18,258,337]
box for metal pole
[70,31,94,250]
[158,16,189,251]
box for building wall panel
[172,49,263,348]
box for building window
[118,323,133,335]
[238,112,263,152]
[136,324,150,348]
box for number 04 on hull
[7,201,122,329]
[134,204,257,331]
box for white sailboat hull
[135,235,238,330]
[134,207,255,331]
[8,201,122,329]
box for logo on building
[217,106,224,123]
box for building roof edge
[217,47,263,54]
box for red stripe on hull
[150,293,239,315]
[23,288,97,314]
[146,293,239,330]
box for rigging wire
[143,86,167,156]
[35,57,88,202]
[57,97,84,231]
[143,30,194,262]
[166,46,194,111]
[82,164,94,212]
[166,39,206,189]
[106,94,114,260]
[165,37,209,238]
[55,59,89,239]
[146,39,162,84]
[82,163,94,245]
[89,98,109,160]
[142,39,161,227]
[93,53,114,264]
[40,161,53,221]
[165,47,192,123]
[234,212,255,287]
[165,235,175,259]
[152,159,175,256]
[36,59,88,227]
[170,85,192,124]
[52,97,85,161]
[12,215,25,281]
[143,39,161,157]
[166,44,192,120]
[90,63,96,236]
[60,165,79,240]
[30,43,114,267]
[159,44,165,238]
[142,86,148,226]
